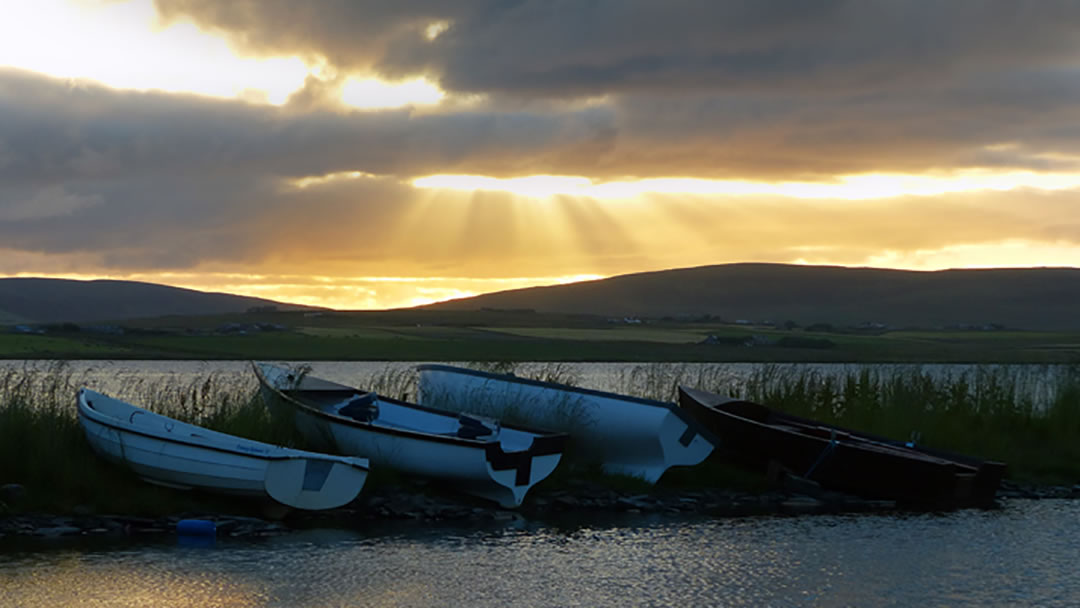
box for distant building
[84,325,125,335]
[216,323,248,335]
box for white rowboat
[254,363,567,508]
[77,388,370,510]
[416,364,717,483]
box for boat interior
[708,397,962,465]
[287,388,504,441]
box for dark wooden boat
[677,386,1006,508]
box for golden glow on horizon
[413,169,1080,200]
[0,0,309,104]
[2,271,605,310]
[12,245,1080,310]
[860,240,1080,271]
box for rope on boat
[906,430,922,448]
[804,429,838,479]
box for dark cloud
[154,0,464,72]
[157,0,1080,99]
[0,68,618,184]
[5,66,1080,188]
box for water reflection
[3,500,1079,607]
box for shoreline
[3,480,1076,542]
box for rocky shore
[3,479,1078,541]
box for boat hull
[416,364,716,483]
[255,363,566,508]
[677,386,1004,508]
[77,389,369,510]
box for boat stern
[264,457,370,510]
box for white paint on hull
[77,388,369,510]
[416,364,716,483]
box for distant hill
[0,278,317,324]
[424,264,1080,330]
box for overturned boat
[254,363,567,508]
[416,364,717,483]
[677,386,1006,508]
[77,388,370,510]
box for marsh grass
[364,365,418,402]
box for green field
[2,309,1079,362]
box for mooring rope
[804,428,839,479]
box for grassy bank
[2,363,1079,516]
[4,308,1080,363]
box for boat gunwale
[77,388,370,470]
[677,386,1003,471]
[745,396,1005,470]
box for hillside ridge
[424,263,1080,330]
[0,277,315,324]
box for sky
[2,1,1080,309]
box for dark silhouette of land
[425,263,1080,331]
[0,278,316,324]
[5,264,1080,331]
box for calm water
[2,500,1078,607]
